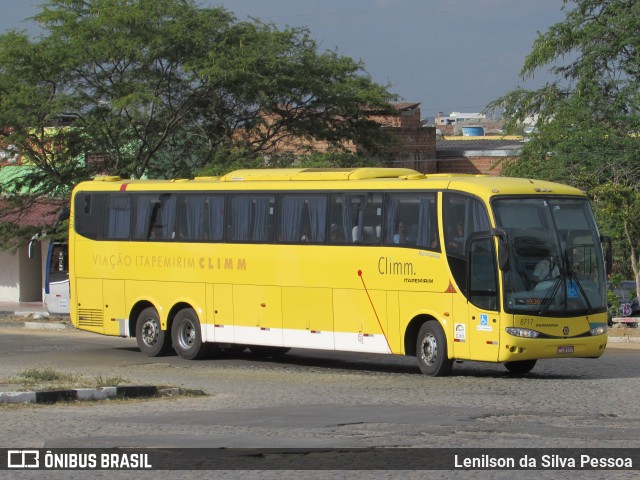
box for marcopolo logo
[8,450,39,468]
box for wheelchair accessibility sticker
[477,313,492,332]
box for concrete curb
[0,385,159,404]
[607,336,640,343]
[24,321,70,330]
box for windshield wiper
[564,251,593,313]
[538,274,563,316]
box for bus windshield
[493,197,607,316]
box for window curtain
[252,197,270,242]
[340,196,353,242]
[107,196,131,239]
[160,195,177,239]
[231,197,252,241]
[185,196,205,240]
[133,196,151,239]
[280,197,305,242]
[385,197,399,244]
[472,200,490,231]
[207,196,224,241]
[308,196,327,242]
[416,197,432,247]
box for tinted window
[133,193,177,241]
[329,193,382,244]
[106,194,131,240]
[48,243,69,283]
[74,192,106,240]
[443,193,490,257]
[278,194,328,243]
[227,195,275,242]
[384,193,439,249]
[178,194,224,242]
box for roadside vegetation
[489,0,640,291]
[5,366,128,392]
[0,0,396,249]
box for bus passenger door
[466,236,500,361]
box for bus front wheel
[172,308,209,360]
[135,307,171,357]
[504,360,537,374]
[416,321,453,377]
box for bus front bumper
[497,333,608,362]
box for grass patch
[6,366,130,392]
[95,374,128,388]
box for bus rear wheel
[172,308,209,360]
[416,321,453,377]
[504,360,537,374]
[135,307,171,357]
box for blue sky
[0,0,566,120]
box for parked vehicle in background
[608,281,638,327]
[44,241,70,315]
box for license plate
[557,346,574,354]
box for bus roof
[76,168,585,199]
[218,167,421,181]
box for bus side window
[278,194,327,244]
[228,195,275,243]
[180,194,224,242]
[385,193,438,250]
[443,193,490,257]
[49,244,69,282]
[106,194,131,240]
[74,193,105,240]
[329,193,381,245]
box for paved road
[1,327,639,479]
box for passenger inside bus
[447,222,465,253]
[533,255,560,283]
[393,221,410,244]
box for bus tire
[135,307,171,357]
[248,346,291,358]
[172,308,209,360]
[416,321,453,377]
[504,360,537,374]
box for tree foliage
[0,0,396,247]
[488,0,640,283]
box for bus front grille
[78,309,103,327]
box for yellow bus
[69,168,609,376]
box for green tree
[488,0,640,288]
[0,0,396,247]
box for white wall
[0,239,48,303]
[18,242,43,302]
[0,248,20,302]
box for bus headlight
[589,325,607,336]
[506,327,540,338]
